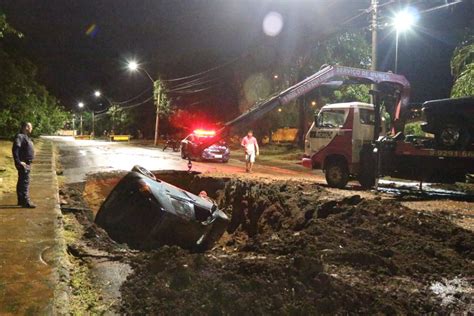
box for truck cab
[303,102,377,188]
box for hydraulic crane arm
[217,65,410,136]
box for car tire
[222,159,229,163]
[325,160,349,189]
[435,122,471,150]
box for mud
[63,171,474,314]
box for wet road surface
[49,136,318,184]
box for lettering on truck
[310,131,333,139]
[431,150,474,158]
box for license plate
[214,154,222,158]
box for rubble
[62,171,474,314]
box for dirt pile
[119,177,473,315]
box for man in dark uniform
[12,122,36,208]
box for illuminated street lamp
[127,60,138,71]
[127,59,161,146]
[94,90,101,97]
[127,60,154,83]
[392,8,417,73]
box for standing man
[241,130,259,173]
[12,122,36,208]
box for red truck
[211,65,474,189]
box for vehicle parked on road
[303,100,474,188]
[95,165,230,251]
[180,129,230,162]
[420,97,474,150]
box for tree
[0,13,22,39]
[0,15,68,138]
[451,41,474,97]
[234,30,371,145]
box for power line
[117,96,153,110]
[160,56,241,82]
[114,87,152,105]
[420,0,463,14]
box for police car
[180,129,230,163]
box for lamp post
[77,102,84,135]
[127,60,161,146]
[392,9,416,73]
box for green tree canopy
[0,14,68,138]
[451,34,474,98]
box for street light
[127,59,161,146]
[392,8,417,73]
[127,59,155,83]
[127,60,138,72]
[94,90,101,97]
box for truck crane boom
[217,65,410,137]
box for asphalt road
[48,136,318,184]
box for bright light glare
[393,9,417,32]
[94,90,101,97]
[78,102,84,108]
[128,60,139,71]
[194,129,216,137]
[263,11,283,37]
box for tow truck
[208,64,474,189]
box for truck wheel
[358,150,376,189]
[435,123,470,150]
[358,172,375,189]
[325,161,349,189]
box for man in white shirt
[240,130,259,173]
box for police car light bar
[193,129,216,137]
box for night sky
[0,0,472,110]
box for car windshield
[317,110,346,128]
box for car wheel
[325,160,349,189]
[222,159,229,163]
[435,123,470,150]
[131,165,157,181]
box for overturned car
[95,166,229,251]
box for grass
[62,214,109,315]
[0,140,17,195]
[258,143,304,161]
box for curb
[47,139,71,314]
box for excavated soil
[64,171,473,314]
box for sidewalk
[0,140,66,314]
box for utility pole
[153,80,161,146]
[371,0,378,72]
[72,115,76,135]
[92,111,95,137]
[370,0,379,108]
[80,114,83,136]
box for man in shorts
[241,130,259,173]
